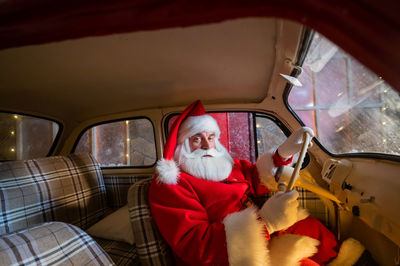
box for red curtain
[1,0,399,90]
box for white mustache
[183,148,224,159]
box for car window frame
[72,116,158,169]
[0,110,63,161]
[283,29,400,163]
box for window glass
[288,33,400,156]
[75,118,156,167]
[0,112,60,160]
[167,112,288,164]
[255,116,287,155]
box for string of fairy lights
[9,115,18,153]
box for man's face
[189,131,216,152]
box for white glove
[259,190,308,233]
[277,127,314,159]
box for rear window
[74,118,156,167]
[0,112,60,160]
[288,33,400,156]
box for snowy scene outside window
[75,118,156,167]
[288,33,400,156]
[0,112,59,161]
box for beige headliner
[0,18,303,127]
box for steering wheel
[278,131,313,192]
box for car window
[0,112,60,160]
[74,118,156,167]
[288,33,400,156]
[167,112,288,164]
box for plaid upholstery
[0,221,114,265]
[103,175,151,210]
[297,187,329,225]
[94,237,139,266]
[0,153,108,235]
[127,178,174,266]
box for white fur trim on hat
[268,234,320,266]
[223,207,270,266]
[327,238,365,266]
[178,115,221,144]
[256,151,279,191]
[155,158,180,185]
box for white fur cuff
[256,151,279,191]
[327,238,365,266]
[156,158,180,184]
[223,207,270,266]
[269,234,320,266]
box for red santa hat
[156,100,221,184]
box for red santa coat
[149,158,338,265]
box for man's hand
[259,190,308,234]
[277,127,314,159]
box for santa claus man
[149,100,339,265]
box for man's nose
[201,139,211,150]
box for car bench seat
[0,153,138,265]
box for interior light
[10,148,15,152]
[11,130,15,135]
[13,115,18,119]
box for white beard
[180,148,233,182]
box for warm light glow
[10,148,15,152]
[381,107,387,111]
[256,124,260,128]
[10,130,15,135]
[382,121,387,125]
[336,126,344,132]
[13,115,18,119]
[257,140,261,144]
[125,121,129,125]
[127,138,130,142]
[126,154,129,157]
[383,139,387,143]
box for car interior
[0,1,399,265]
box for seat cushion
[127,178,174,266]
[0,153,108,235]
[94,237,139,265]
[0,222,114,265]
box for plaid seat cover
[127,178,174,266]
[94,237,139,266]
[0,153,108,235]
[0,221,114,265]
[103,175,151,210]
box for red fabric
[163,100,205,160]
[149,159,338,265]
[273,150,293,166]
[149,160,268,265]
[1,1,399,90]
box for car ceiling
[0,18,303,125]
